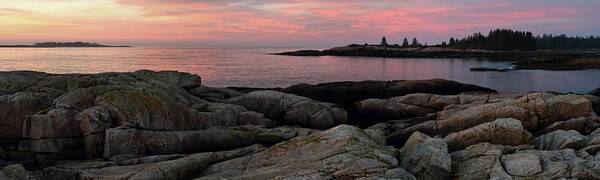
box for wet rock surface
[1,70,600,179]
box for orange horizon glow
[0,0,598,47]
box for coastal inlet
[1,47,599,93]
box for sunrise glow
[1,0,599,47]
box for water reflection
[0,47,599,93]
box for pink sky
[1,0,598,47]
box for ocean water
[0,47,599,93]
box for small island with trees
[0,42,131,48]
[276,28,600,70]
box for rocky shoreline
[275,45,600,70]
[1,70,600,179]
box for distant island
[276,28,600,71]
[0,42,131,48]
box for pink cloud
[4,0,598,47]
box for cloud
[1,0,599,47]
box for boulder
[387,120,438,147]
[132,70,202,89]
[96,90,268,131]
[281,79,497,107]
[505,149,600,179]
[76,106,113,158]
[0,164,36,180]
[364,123,390,145]
[436,102,538,135]
[388,93,492,110]
[501,153,543,176]
[536,116,600,135]
[192,103,274,127]
[103,126,260,158]
[116,154,186,166]
[516,93,595,127]
[444,118,532,151]
[53,88,96,111]
[77,106,112,136]
[399,132,451,180]
[534,130,584,150]
[0,71,47,95]
[355,98,436,120]
[227,90,348,129]
[562,133,600,154]
[435,92,596,136]
[255,126,315,144]
[198,125,400,179]
[95,89,200,131]
[450,143,531,179]
[188,86,243,101]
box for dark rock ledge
[1,70,600,179]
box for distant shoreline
[275,45,600,71]
[0,45,132,48]
[0,42,131,48]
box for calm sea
[0,47,599,93]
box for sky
[1,0,599,48]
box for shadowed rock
[103,126,260,158]
[188,86,243,102]
[281,79,497,107]
[0,92,57,139]
[0,164,36,180]
[585,94,600,116]
[47,145,265,180]
[590,87,600,97]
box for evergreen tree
[402,38,409,47]
[411,38,419,47]
[381,36,388,46]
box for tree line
[33,42,105,47]
[377,29,600,51]
[440,29,600,50]
[536,34,600,49]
